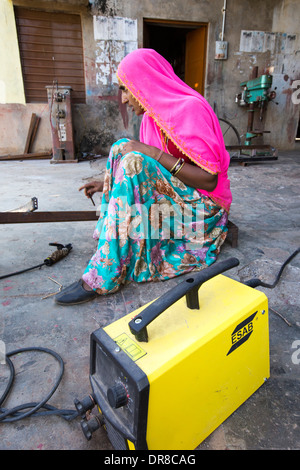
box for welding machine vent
[106,420,128,450]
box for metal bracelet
[170,157,185,175]
[173,160,185,176]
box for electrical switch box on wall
[46,85,77,163]
[215,40,228,59]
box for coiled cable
[0,347,79,423]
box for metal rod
[0,211,98,224]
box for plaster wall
[0,0,299,157]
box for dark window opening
[296,118,300,141]
[143,19,207,95]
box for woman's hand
[121,140,160,159]
[79,180,103,199]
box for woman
[55,48,232,306]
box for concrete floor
[0,146,299,450]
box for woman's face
[118,81,144,116]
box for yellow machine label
[114,333,147,362]
[227,311,257,355]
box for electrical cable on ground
[243,247,300,288]
[0,243,72,280]
[0,347,79,423]
[0,262,46,280]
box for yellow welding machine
[81,257,269,450]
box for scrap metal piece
[228,144,278,163]
[4,197,38,213]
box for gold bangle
[173,161,185,176]
[170,157,185,175]
[169,157,182,174]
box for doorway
[143,19,208,95]
[296,117,300,141]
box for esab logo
[227,311,257,356]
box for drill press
[229,67,278,162]
[236,67,276,146]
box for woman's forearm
[121,140,218,192]
[157,151,218,192]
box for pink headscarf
[117,48,232,212]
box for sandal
[55,279,98,305]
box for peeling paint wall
[0,0,299,157]
[94,16,137,89]
[72,14,139,155]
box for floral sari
[82,139,228,294]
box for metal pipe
[221,0,227,41]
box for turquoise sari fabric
[82,139,228,294]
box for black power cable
[0,262,45,280]
[243,247,300,288]
[0,347,79,423]
[0,243,72,280]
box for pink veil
[117,48,232,212]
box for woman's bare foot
[82,280,93,292]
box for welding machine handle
[129,257,240,342]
